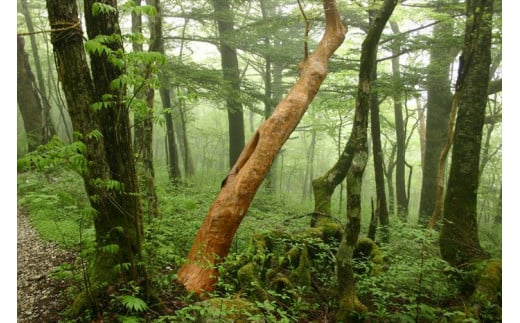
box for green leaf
[119,295,148,312]
[85,39,105,55]
[92,2,117,15]
[101,244,120,254]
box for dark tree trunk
[439,0,493,268]
[389,21,408,221]
[47,0,150,314]
[336,1,397,320]
[211,0,245,167]
[369,62,389,243]
[418,6,458,226]
[161,91,182,182]
[17,35,44,152]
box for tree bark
[161,89,182,181]
[45,0,149,313]
[439,0,493,267]
[335,1,397,320]
[211,0,246,167]
[17,35,44,152]
[418,4,458,226]
[177,0,346,295]
[369,61,389,243]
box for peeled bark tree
[47,0,149,314]
[438,0,493,268]
[17,35,44,152]
[335,0,397,320]
[177,0,346,295]
[212,0,246,167]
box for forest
[16,0,503,322]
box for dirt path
[17,207,76,322]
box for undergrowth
[17,168,502,322]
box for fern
[118,295,148,313]
[92,2,117,15]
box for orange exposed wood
[176,0,346,295]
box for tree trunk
[161,89,182,182]
[19,0,56,141]
[177,0,346,295]
[131,0,159,219]
[418,5,458,226]
[369,62,389,243]
[48,0,147,312]
[439,0,493,267]
[389,21,408,221]
[384,142,396,215]
[212,0,245,167]
[260,0,277,193]
[17,35,44,152]
[335,1,397,320]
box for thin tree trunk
[161,89,182,182]
[390,21,408,221]
[177,0,346,295]
[336,1,397,319]
[369,61,389,243]
[384,142,396,215]
[260,0,277,193]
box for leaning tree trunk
[17,35,44,152]
[177,0,346,295]
[418,4,458,226]
[212,0,245,167]
[335,0,397,320]
[439,0,493,268]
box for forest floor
[17,206,76,322]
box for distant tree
[18,0,56,141]
[46,0,149,314]
[389,21,408,220]
[211,0,245,167]
[17,35,45,152]
[418,1,459,226]
[177,0,346,295]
